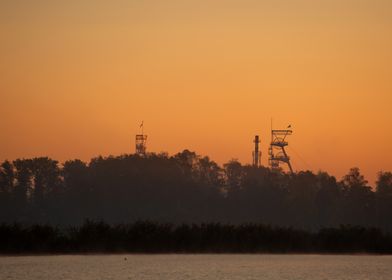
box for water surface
[1,254,391,279]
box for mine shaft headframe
[269,128,293,174]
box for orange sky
[1,0,392,185]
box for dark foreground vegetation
[1,221,392,254]
[1,150,392,232]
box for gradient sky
[1,0,391,185]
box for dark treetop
[1,150,392,232]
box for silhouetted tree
[286,171,319,229]
[0,160,14,222]
[12,159,32,222]
[341,168,375,227]
[376,172,392,231]
[62,159,90,223]
[315,172,342,227]
[0,153,391,232]
[31,158,61,201]
[224,159,243,194]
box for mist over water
[1,254,391,280]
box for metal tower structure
[252,135,261,167]
[269,126,293,174]
[135,121,147,156]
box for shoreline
[2,251,392,257]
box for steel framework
[135,134,147,155]
[269,128,293,174]
[135,121,147,156]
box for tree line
[0,150,391,232]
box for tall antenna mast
[269,124,293,174]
